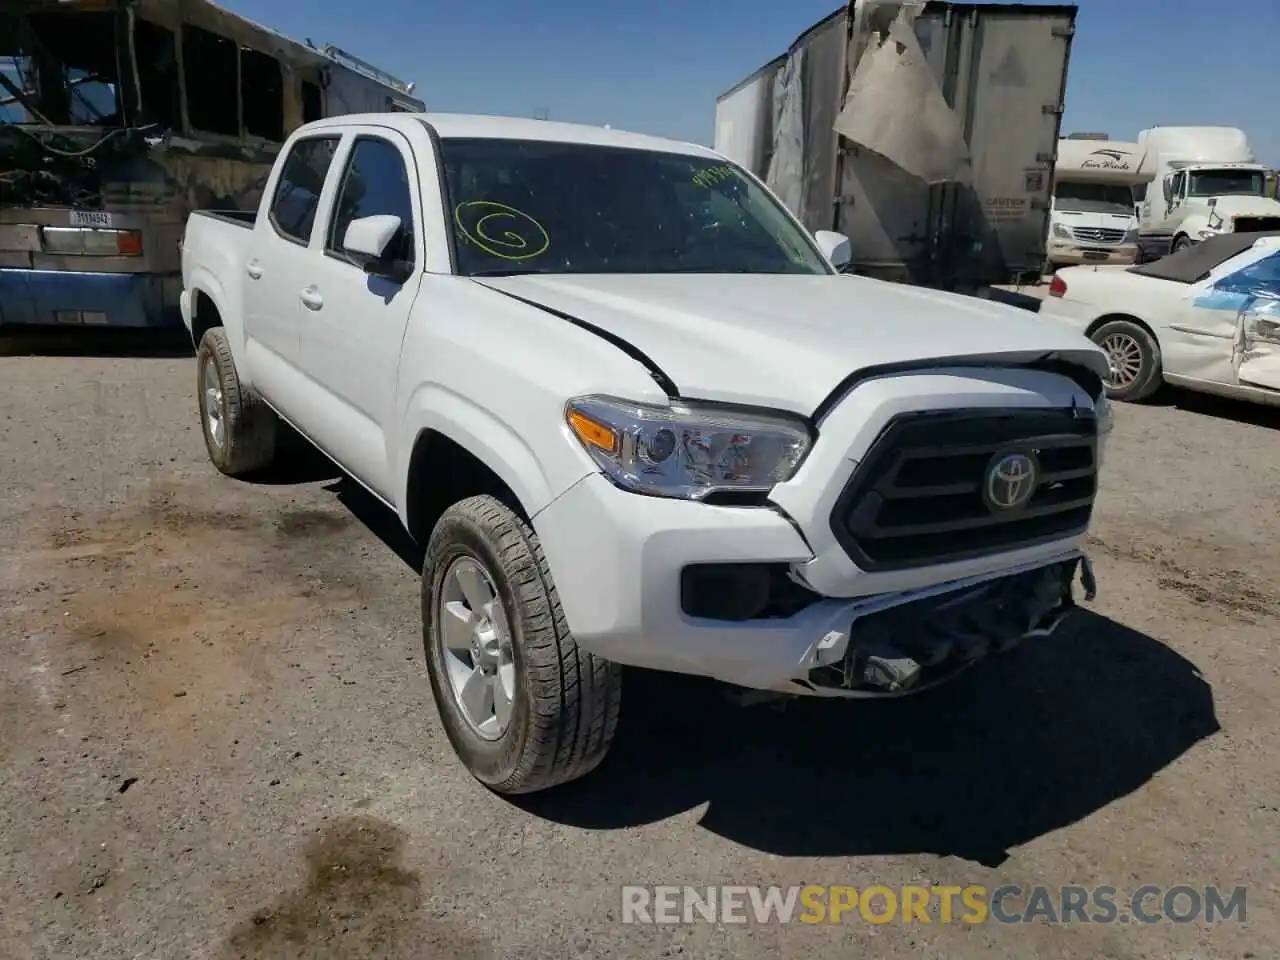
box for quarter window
[269,137,340,244]
[327,137,416,266]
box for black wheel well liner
[405,429,529,543]
[191,289,222,346]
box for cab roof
[297,112,720,159]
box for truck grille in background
[1071,227,1125,245]
[1233,217,1280,233]
[830,408,1098,571]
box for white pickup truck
[180,113,1112,794]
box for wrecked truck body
[714,0,1077,290]
[0,0,422,329]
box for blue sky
[5,0,1276,163]
[216,0,1280,163]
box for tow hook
[844,641,923,692]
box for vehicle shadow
[247,430,344,486]
[517,612,1219,867]
[324,476,424,571]
[1155,386,1280,430]
[0,327,195,358]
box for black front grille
[1233,217,1280,233]
[830,408,1098,572]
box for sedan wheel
[1089,318,1163,403]
[1099,331,1144,392]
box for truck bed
[192,210,257,228]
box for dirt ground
[1,333,1278,959]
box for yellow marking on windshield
[453,201,550,260]
[691,165,735,188]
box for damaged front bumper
[800,554,1096,697]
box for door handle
[299,287,324,311]
[246,261,264,280]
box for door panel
[297,129,424,497]
[243,134,343,415]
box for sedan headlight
[565,396,812,499]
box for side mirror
[814,230,852,269]
[343,214,401,259]
[343,214,412,282]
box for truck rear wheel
[195,327,279,476]
[422,495,622,794]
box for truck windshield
[1053,181,1134,215]
[1187,169,1266,198]
[437,138,831,276]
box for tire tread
[197,327,278,475]
[429,495,621,794]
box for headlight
[565,395,812,499]
[1094,393,1113,469]
[1122,229,1139,244]
[1052,223,1073,240]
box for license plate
[1082,251,1108,261]
[70,210,113,228]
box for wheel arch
[191,288,223,347]
[403,428,536,546]
[1086,312,1160,344]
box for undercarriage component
[808,555,1091,694]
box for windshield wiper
[468,268,555,278]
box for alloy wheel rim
[1099,333,1143,389]
[202,358,225,450]
[437,555,516,741]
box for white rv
[1135,126,1280,261]
[1047,138,1151,269]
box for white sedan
[1039,231,1280,405]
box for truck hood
[1212,195,1280,219]
[474,274,1109,416]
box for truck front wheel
[195,327,279,476]
[422,495,622,794]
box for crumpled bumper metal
[801,554,1096,697]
